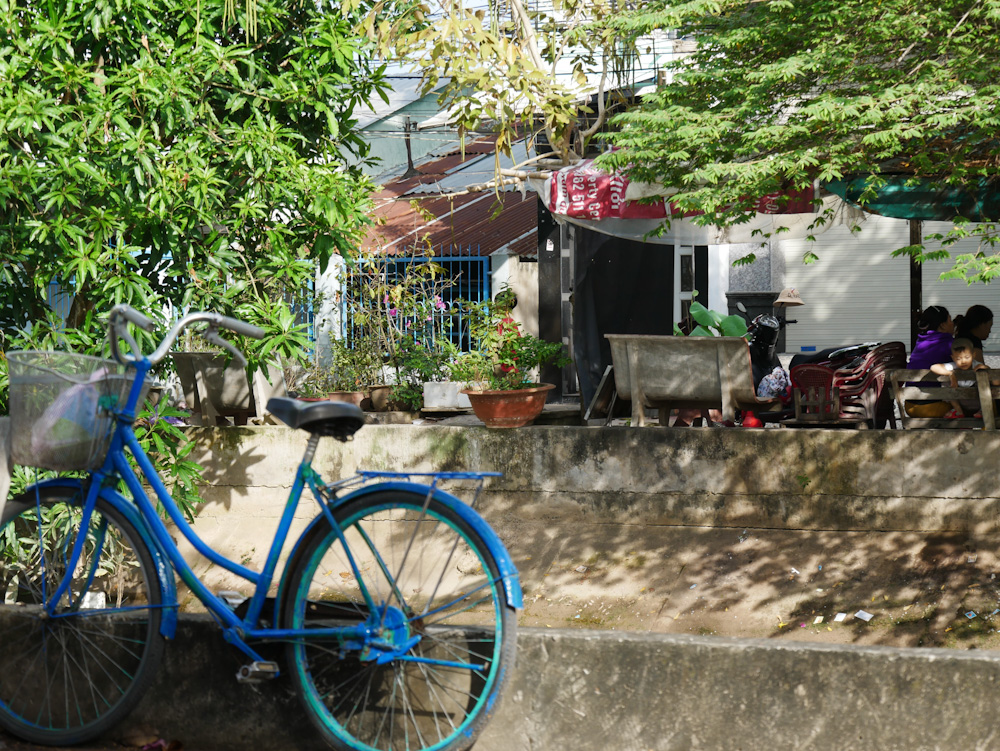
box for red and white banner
[530,160,847,245]
[550,161,670,220]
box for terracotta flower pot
[368,384,394,411]
[327,391,365,408]
[460,383,555,428]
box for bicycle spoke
[0,492,164,745]
[285,491,515,751]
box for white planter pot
[422,381,473,409]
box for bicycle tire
[0,486,165,745]
[282,490,517,751]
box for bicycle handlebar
[109,304,266,368]
[117,306,157,332]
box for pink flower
[434,296,445,310]
[388,308,397,317]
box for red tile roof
[360,140,538,258]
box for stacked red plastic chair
[831,342,907,428]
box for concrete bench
[889,368,998,430]
[605,334,781,426]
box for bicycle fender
[23,478,179,639]
[281,481,523,611]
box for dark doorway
[572,228,680,408]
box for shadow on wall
[184,424,1000,649]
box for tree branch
[579,55,610,141]
[507,0,545,70]
[947,0,981,39]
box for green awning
[824,176,1000,222]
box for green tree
[356,0,639,172]
[600,0,1000,278]
[0,0,386,500]
[1,0,385,344]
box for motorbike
[745,310,785,390]
[737,302,882,390]
[736,297,883,425]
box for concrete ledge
[121,617,1000,751]
[185,425,1000,535]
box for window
[341,253,491,352]
[674,245,695,330]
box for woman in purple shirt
[907,305,955,368]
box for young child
[930,338,988,417]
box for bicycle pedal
[236,661,280,683]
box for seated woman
[905,305,955,418]
[907,305,954,369]
[955,304,993,363]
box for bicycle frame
[35,354,521,670]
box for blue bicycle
[0,305,521,751]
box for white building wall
[491,254,539,336]
[708,245,730,316]
[776,217,1000,355]
[778,216,911,352]
[921,222,1000,353]
[314,256,347,364]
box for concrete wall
[187,424,1000,532]
[93,426,1000,750]
[170,424,1000,598]
[121,617,1000,751]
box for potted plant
[338,248,465,412]
[380,333,448,411]
[454,292,571,428]
[298,339,380,407]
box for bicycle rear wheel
[0,486,165,745]
[283,490,517,751]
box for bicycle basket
[7,351,147,472]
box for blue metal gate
[341,247,490,351]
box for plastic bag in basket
[31,382,103,469]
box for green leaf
[719,316,748,338]
[689,301,722,328]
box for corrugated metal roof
[361,138,538,258]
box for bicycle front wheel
[283,490,517,751]
[0,486,165,746]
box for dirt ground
[511,523,1000,650]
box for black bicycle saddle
[266,397,366,441]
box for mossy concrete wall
[172,424,1000,596]
[106,426,1000,750]
[189,424,1000,524]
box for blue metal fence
[341,247,490,351]
[46,280,73,322]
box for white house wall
[708,245,729,317]
[921,221,1000,353]
[492,254,540,336]
[779,215,911,352]
[777,216,1000,354]
[314,256,346,365]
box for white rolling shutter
[778,215,911,353]
[922,221,1000,354]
